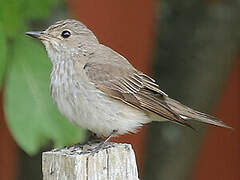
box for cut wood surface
[42,142,139,180]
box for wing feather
[80,45,230,129]
[83,61,192,128]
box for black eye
[61,30,71,38]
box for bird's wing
[83,61,193,128]
[165,97,232,129]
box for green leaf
[0,0,60,37]
[0,24,7,86]
[5,36,86,155]
[0,0,24,37]
[23,0,60,19]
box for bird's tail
[165,97,232,129]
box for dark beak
[25,31,49,40]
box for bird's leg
[89,130,118,154]
[100,129,118,145]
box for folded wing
[84,61,194,129]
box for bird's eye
[61,30,71,38]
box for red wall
[0,91,18,180]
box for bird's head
[26,19,99,63]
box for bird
[26,19,231,143]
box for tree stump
[42,142,139,180]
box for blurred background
[0,0,239,179]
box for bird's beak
[25,31,49,40]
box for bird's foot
[86,130,118,155]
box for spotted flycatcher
[26,19,230,142]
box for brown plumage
[26,19,231,140]
[84,45,231,130]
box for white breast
[50,60,150,137]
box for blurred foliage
[0,0,86,155]
[0,25,7,85]
[145,0,240,180]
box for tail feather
[165,97,232,129]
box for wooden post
[42,142,139,180]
